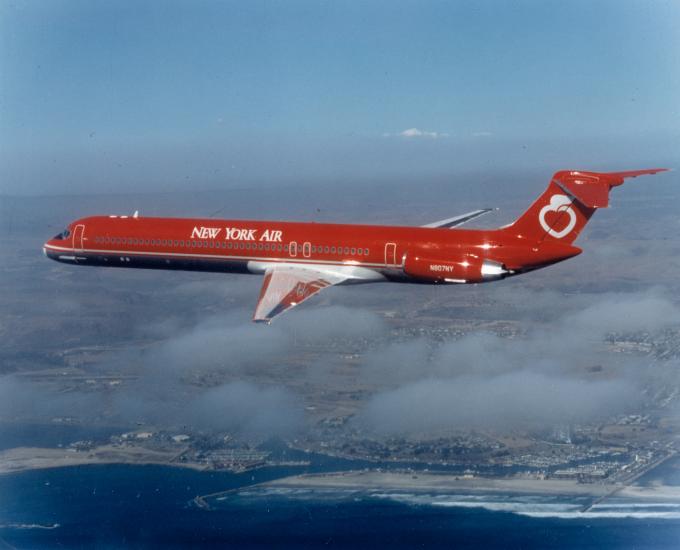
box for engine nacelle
[403,253,507,283]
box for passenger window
[351,248,356,255]
[331,246,336,253]
[344,247,349,254]
[365,248,369,255]
[358,248,363,255]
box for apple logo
[539,194,576,239]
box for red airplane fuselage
[43,216,581,281]
[43,169,666,322]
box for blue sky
[1,0,678,195]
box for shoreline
[259,470,620,498]
[4,448,680,506]
[0,445,208,476]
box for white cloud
[384,128,449,139]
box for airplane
[44,168,667,323]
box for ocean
[1,463,680,549]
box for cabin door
[384,242,397,266]
[73,224,85,253]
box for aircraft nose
[43,237,65,261]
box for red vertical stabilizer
[503,169,667,244]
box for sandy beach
[0,445,203,475]
[263,470,620,498]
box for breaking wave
[370,492,680,519]
[209,485,680,520]
[0,523,60,530]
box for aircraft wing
[253,265,348,323]
[422,208,495,229]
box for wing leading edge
[422,208,495,229]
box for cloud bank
[383,128,449,139]
[357,290,680,435]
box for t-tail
[502,169,668,244]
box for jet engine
[403,253,508,283]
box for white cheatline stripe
[43,244,400,268]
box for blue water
[1,464,680,549]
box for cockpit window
[53,229,71,240]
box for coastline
[259,470,619,498]
[0,445,207,475]
[4,448,680,506]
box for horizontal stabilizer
[554,169,668,208]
